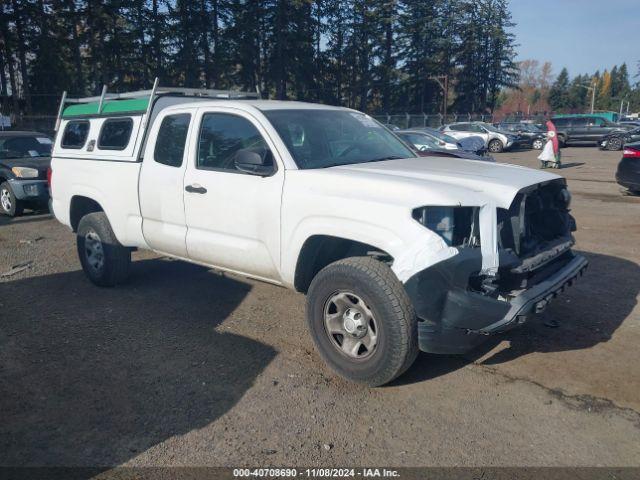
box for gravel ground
[1,147,639,467]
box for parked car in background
[599,126,640,151]
[554,111,620,123]
[615,142,640,195]
[441,122,516,153]
[0,131,52,216]
[413,127,464,150]
[496,122,546,149]
[550,115,632,147]
[402,127,486,155]
[396,130,494,162]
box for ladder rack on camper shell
[54,77,260,131]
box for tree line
[496,60,640,119]
[548,64,640,114]
[0,0,518,117]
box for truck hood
[326,156,561,209]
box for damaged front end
[404,179,588,354]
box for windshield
[262,110,415,169]
[399,132,441,150]
[0,135,52,159]
[482,124,502,133]
[424,128,458,144]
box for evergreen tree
[548,67,570,111]
[7,0,639,120]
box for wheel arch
[69,195,104,232]
[293,234,394,293]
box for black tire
[306,256,418,386]
[0,181,24,217]
[77,212,131,287]
[488,139,504,153]
[606,137,623,151]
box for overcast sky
[509,0,639,77]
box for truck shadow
[396,250,639,385]
[0,258,276,466]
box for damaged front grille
[472,179,577,296]
[498,179,575,258]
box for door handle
[185,184,207,194]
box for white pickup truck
[50,84,587,386]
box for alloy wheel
[607,137,622,151]
[0,188,12,212]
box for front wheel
[488,139,504,153]
[606,137,623,151]
[77,212,131,287]
[0,182,24,217]
[306,257,418,386]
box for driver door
[182,107,284,282]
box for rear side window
[154,114,191,167]
[449,124,467,131]
[98,118,134,150]
[552,118,568,127]
[61,121,90,149]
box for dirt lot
[1,147,639,467]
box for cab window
[154,114,191,167]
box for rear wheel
[306,257,418,386]
[488,139,504,153]
[0,182,23,217]
[532,138,544,150]
[606,137,623,151]
[77,212,131,286]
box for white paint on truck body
[51,100,561,287]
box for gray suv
[551,116,631,147]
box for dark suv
[551,116,631,147]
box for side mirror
[234,147,275,176]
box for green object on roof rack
[62,97,150,117]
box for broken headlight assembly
[412,206,481,247]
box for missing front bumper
[405,251,588,354]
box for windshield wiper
[364,155,406,163]
[315,155,407,169]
